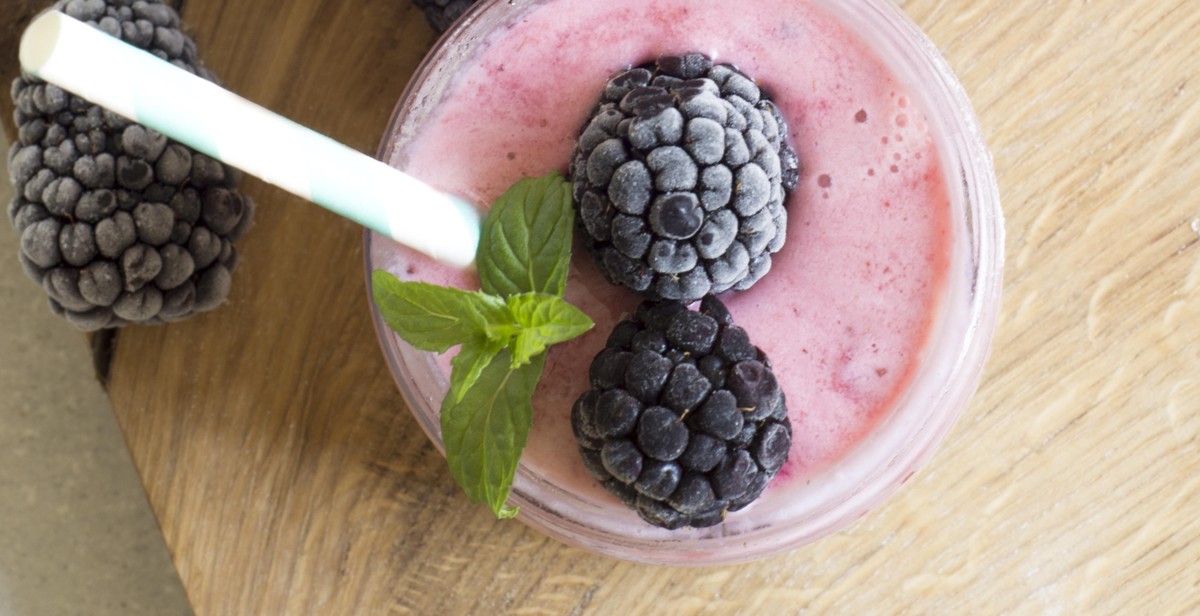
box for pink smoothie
[377,0,951,517]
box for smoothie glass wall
[366,0,1003,565]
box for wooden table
[5,0,1200,613]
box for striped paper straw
[19,10,481,269]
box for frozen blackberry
[569,53,800,302]
[8,0,254,330]
[410,0,479,33]
[572,295,792,529]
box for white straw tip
[20,11,66,76]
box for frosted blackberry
[411,0,479,33]
[569,53,800,302]
[571,295,792,529]
[8,0,254,330]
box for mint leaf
[371,271,512,352]
[441,349,545,518]
[476,172,574,298]
[372,173,593,521]
[448,336,504,403]
[506,293,595,366]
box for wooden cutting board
[4,0,1199,613]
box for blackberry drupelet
[571,295,792,529]
[410,0,478,34]
[569,53,800,303]
[8,0,254,330]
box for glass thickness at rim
[365,0,1004,565]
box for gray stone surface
[1,132,192,615]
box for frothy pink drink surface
[380,0,951,502]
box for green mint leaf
[506,293,595,366]
[441,349,546,518]
[448,336,504,404]
[476,172,574,298]
[371,173,592,522]
[371,271,512,352]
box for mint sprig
[372,172,592,518]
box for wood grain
[6,0,1200,613]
